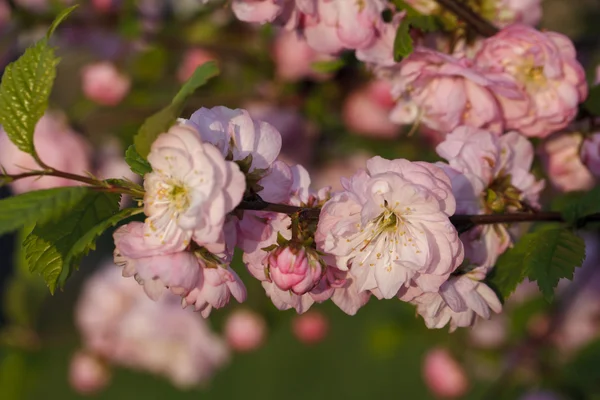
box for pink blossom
[343,80,398,139]
[291,311,329,344]
[113,222,200,300]
[182,265,247,318]
[0,113,92,194]
[389,48,522,135]
[412,270,502,332]
[69,351,111,395]
[474,24,587,137]
[231,0,293,24]
[468,315,507,348]
[495,0,542,27]
[81,62,131,106]
[143,124,245,247]
[262,280,316,313]
[76,263,230,388]
[178,48,217,83]
[316,156,463,298]
[580,133,600,178]
[224,309,267,352]
[312,153,372,192]
[272,30,332,82]
[268,246,322,294]
[539,132,595,192]
[422,348,469,398]
[436,126,544,267]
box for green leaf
[125,145,152,176]
[0,39,59,157]
[583,84,600,116]
[24,192,121,294]
[46,5,79,38]
[0,187,88,236]
[526,229,585,302]
[61,207,142,285]
[487,228,586,302]
[133,61,220,159]
[556,185,600,226]
[311,59,346,74]
[393,21,413,61]
[406,15,439,32]
[486,234,534,301]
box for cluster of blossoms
[109,103,546,332]
[74,261,230,389]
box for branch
[433,0,499,37]
[237,198,600,231]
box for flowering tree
[1,1,600,398]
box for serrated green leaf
[393,21,413,61]
[0,39,59,157]
[556,185,600,226]
[24,192,120,294]
[133,61,220,158]
[407,15,439,32]
[0,187,88,236]
[486,234,534,301]
[526,229,585,302]
[583,85,600,116]
[125,145,152,176]
[60,207,142,285]
[311,59,345,74]
[46,5,79,38]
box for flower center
[169,183,190,212]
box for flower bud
[268,246,322,295]
[69,351,111,395]
[224,309,267,352]
[422,348,469,398]
[292,311,329,345]
[580,133,600,178]
[81,62,131,106]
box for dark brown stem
[433,0,499,37]
[237,199,600,229]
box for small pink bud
[268,247,322,295]
[292,311,329,345]
[81,62,131,106]
[224,309,267,352]
[422,348,469,398]
[580,133,600,178]
[69,351,111,395]
[178,48,217,83]
[343,80,398,139]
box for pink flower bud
[580,133,600,178]
[539,132,595,192]
[178,48,217,83]
[268,246,322,295]
[422,348,469,398]
[343,80,397,139]
[224,309,267,352]
[81,62,131,106]
[69,351,111,395]
[272,30,332,82]
[292,311,329,345]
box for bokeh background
[1,1,600,399]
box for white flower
[143,124,246,247]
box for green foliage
[125,145,152,176]
[24,192,121,294]
[583,84,600,116]
[487,229,585,302]
[133,61,220,158]
[311,59,346,74]
[564,339,600,394]
[0,6,76,160]
[393,20,413,61]
[554,185,600,227]
[46,6,79,38]
[0,187,88,236]
[486,234,534,301]
[526,229,585,301]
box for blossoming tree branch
[1,0,600,336]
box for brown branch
[433,0,499,37]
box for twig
[433,0,499,37]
